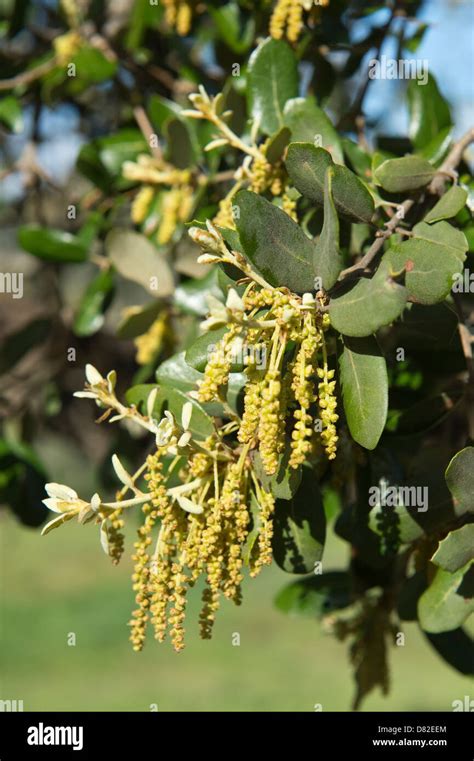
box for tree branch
[338,127,474,280]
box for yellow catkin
[129,501,158,652]
[282,190,298,221]
[134,314,167,366]
[198,325,240,402]
[270,0,291,40]
[317,332,339,459]
[131,186,154,224]
[287,1,303,42]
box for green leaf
[283,97,343,164]
[185,327,242,373]
[106,229,174,296]
[73,268,115,337]
[265,126,291,165]
[418,127,452,166]
[0,95,23,133]
[313,166,343,289]
[418,562,474,633]
[338,336,388,450]
[424,628,474,676]
[117,301,163,339]
[165,117,197,169]
[158,387,214,439]
[407,74,452,150]
[208,1,255,53]
[445,446,474,514]
[234,189,315,293]
[174,269,223,316]
[252,443,302,501]
[432,525,474,573]
[384,221,467,305]
[424,185,468,223]
[125,384,162,416]
[374,156,435,192]
[286,144,374,223]
[18,226,87,263]
[274,571,351,617]
[71,46,117,85]
[341,137,372,178]
[247,37,298,135]
[329,260,407,337]
[272,468,326,574]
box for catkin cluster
[199,284,339,474]
[129,440,275,652]
[270,0,329,43]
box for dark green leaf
[117,301,163,339]
[234,189,315,293]
[73,268,115,337]
[445,446,474,514]
[252,443,302,501]
[18,226,87,263]
[329,260,407,337]
[0,95,23,133]
[338,335,388,450]
[265,126,291,165]
[272,468,326,574]
[313,166,343,289]
[247,37,298,135]
[286,144,374,223]
[274,571,351,617]
[424,628,474,676]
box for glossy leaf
[234,189,315,293]
[247,37,298,135]
[313,166,343,289]
[286,144,374,223]
[18,226,87,263]
[338,336,388,450]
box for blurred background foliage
[0,0,473,710]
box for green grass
[1,513,471,712]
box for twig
[338,127,474,280]
[133,106,162,161]
[0,58,56,91]
[429,127,474,195]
